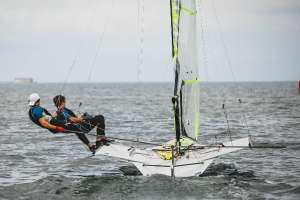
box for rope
[60,128,160,146]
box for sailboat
[95,0,250,177]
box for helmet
[28,93,40,106]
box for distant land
[14,77,34,84]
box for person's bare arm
[69,116,83,123]
[52,112,58,118]
[39,118,57,130]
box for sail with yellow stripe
[170,0,200,141]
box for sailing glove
[54,126,65,133]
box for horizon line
[0,80,299,84]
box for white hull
[95,137,250,177]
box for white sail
[172,0,200,140]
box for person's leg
[64,124,94,151]
[82,115,105,135]
[93,115,105,136]
[50,118,95,152]
[85,115,106,146]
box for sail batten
[171,0,200,141]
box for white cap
[28,93,40,106]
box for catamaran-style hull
[133,159,214,177]
[95,137,250,177]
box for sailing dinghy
[96,0,250,177]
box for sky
[0,0,299,82]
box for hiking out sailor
[52,95,107,151]
[28,93,65,133]
[27,93,98,153]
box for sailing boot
[96,136,110,148]
[89,144,97,155]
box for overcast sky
[0,0,299,82]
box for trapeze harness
[54,108,105,136]
[28,105,56,133]
[52,107,91,145]
[28,106,90,145]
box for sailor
[52,95,107,150]
[28,93,97,153]
[28,93,65,133]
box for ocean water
[0,82,299,200]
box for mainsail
[170,0,200,141]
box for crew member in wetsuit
[52,95,107,149]
[28,93,97,153]
[28,93,65,133]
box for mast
[170,0,200,145]
[170,0,181,144]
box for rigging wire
[59,0,97,94]
[55,0,116,138]
[197,0,210,82]
[87,0,115,82]
[197,0,232,139]
[57,129,286,149]
[137,0,145,81]
[211,0,237,83]
[60,53,79,94]
[130,0,146,145]
[222,102,233,144]
[211,0,251,136]
[59,128,161,146]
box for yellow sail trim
[172,2,178,62]
[181,5,197,16]
[170,2,197,62]
[183,79,200,85]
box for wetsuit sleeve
[65,108,76,117]
[43,108,52,116]
[32,107,44,120]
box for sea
[0,82,299,200]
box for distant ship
[14,77,34,84]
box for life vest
[53,108,85,132]
[28,106,55,132]
[55,108,76,122]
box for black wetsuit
[51,108,105,146]
[80,113,105,136]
